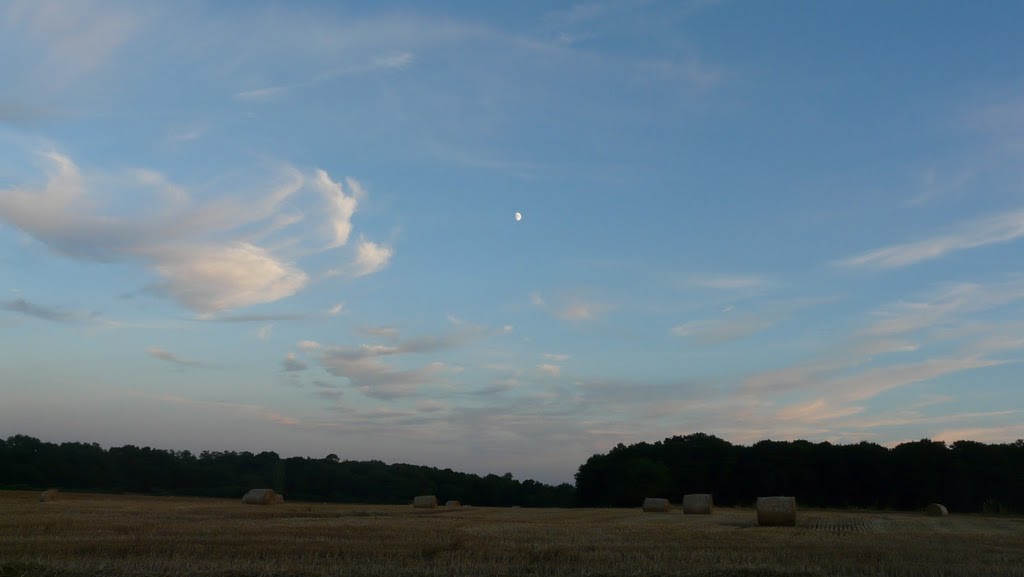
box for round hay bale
[924,503,948,516]
[413,495,438,508]
[241,488,277,505]
[682,493,713,514]
[39,489,59,503]
[642,497,671,512]
[756,496,796,526]
[445,500,461,507]
[273,493,285,504]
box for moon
[515,211,522,222]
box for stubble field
[1,491,1022,576]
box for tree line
[0,435,575,507]
[574,433,1024,513]
[4,432,1023,512]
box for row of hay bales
[412,495,462,508]
[642,494,713,514]
[642,495,798,527]
[643,494,950,525]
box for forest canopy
[4,433,1022,513]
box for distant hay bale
[445,500,461,507]
[642,497,671,512]
[756,496,796,526]
[924,503,948,516]
[273,494,285,504]
[39,489,59,503]
[413,495,438,508]
[683,493,713,514]
[241,488,277,505]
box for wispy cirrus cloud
[672,315,776,345]
[0,151,392,314]
[2,0,143,94]
[672,297,827,345]
[235,51,414,101]
[836,209,1024,269]
[530,291,612,322]
[142,392,302,427]
[684,274,772,290]
[147,346,202,368]
[359,325,400,339]
[0,297,87,323]
[303,325,484,400]
[861,279,1024,337]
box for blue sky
[1,0,1023,484]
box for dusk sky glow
[1,1,1023,484]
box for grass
[1,491,1023,576]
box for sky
[1,1,1023,485]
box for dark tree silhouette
[574,433,1024,512]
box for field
[2,491,1023,576]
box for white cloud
[837,209,1024,269]
[537,363,561,377]
[0,151,387,313]
[352,236,393,277]
[256,324,272,341]
[297,340,322,350]
[543,353,570,362]
[147,242,308,315]
[310,170,359,250]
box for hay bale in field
[241,488,277,505]
[445,500,461,507]
[273,494,285,504]
[756,496,796,526]
[39,489,59,503]
[682,493,713,514]
[413,495,438,508]
[924,503,948,516]
[642,497,671,512]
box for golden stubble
[2,491,1023,577]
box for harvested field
[0,491,1022,577]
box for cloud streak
[0,298,84,323]
[235,51,414,101]
[147,347,202,367]
[837,209,1024,269]
[302,325,484,400]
